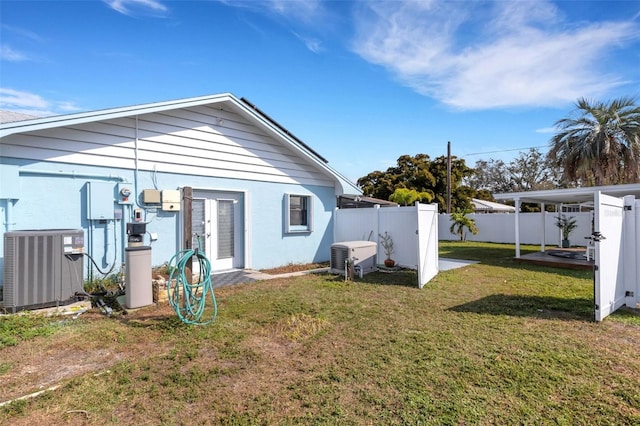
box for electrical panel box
[87,181,115,220]
[162,190,181,211]
[143,189,161,204]
[2,229,84,313]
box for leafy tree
[426,155,475,212]
[389,188,433,206]
[466,159,511,193]
[473,189,495,201]
[357,154,475,213]
[393,154,437,191]
[356,170,397,201]
[507,148,555,191]
[466,148,558,194]
[548,96,640,186]
[449,211,479,241]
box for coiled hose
[167,247,217,325]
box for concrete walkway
[438,258,480,271]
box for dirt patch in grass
[259,261,329,275]
[0,309,174,404]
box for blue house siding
[0,159,336,280]
[0,94,360,287]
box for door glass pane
[192,199,205,250]
[217,200,234,259]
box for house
[0,93,361,289]
[336,194,398,209]
[470,198,515,213]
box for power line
[462,145,548,157]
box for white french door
[192,192,243,271]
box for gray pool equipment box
[125,246,152,309]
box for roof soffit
[494,183,640,204]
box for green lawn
[1,242,639,424]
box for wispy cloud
[1,24,44,43]
[218,0,327,52]
[104,0,169,17]
[266,0,324,24]
[535,127,557,134]
[0,88,81,117]
[351,0,639,110]
[292,31,323,54]
[218,0,324,24]
[1,24,45,62]
[1,45,29,62]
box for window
[286,194,313,233]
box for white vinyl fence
[438,211,593,246]
[333,203,439,288]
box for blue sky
[1,0,639,183]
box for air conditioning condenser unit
[2,229,85,313]
[330,241,377,275]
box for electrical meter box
[117,183,134,205]
[162,190,181,211]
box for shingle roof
[0,110,39,124]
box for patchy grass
[1,242,639,424]
[260,261,330,275]
[0,313,64,348]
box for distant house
[337,194,398,209]
[470,198,515,213]
[0,93,360,286]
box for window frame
[285,193,313,233]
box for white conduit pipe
[19,169,127,181]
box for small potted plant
[379,231,395,267]
[555,214,578,248]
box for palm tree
[548,97,640,186]
[449,211,478,242]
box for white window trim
[285,193,313,233]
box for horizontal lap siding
[1,104,334,187]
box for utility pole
[447,141,451,214]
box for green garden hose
[167,246,217,325]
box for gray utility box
[330,241,377,275]
[125,246,152,309]
[3,229,84,313]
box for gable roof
[0,93,360,193]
